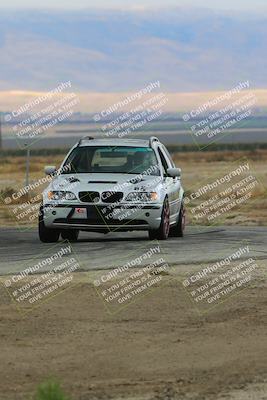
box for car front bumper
[42,202,163,232]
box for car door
[157,146,180,224]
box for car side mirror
[44,166,57,176]
[167,167,181,178]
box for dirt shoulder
[0,269,266,400]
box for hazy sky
[0,0,267,12]
[0,0,266,94]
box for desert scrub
[33,379,71,400]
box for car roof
[77,138,152,148]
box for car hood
[49,173,162,193]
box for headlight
[125,192,158,202]
[47,191,77,201]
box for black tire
[61,230,79,242]
[169,200,185,237]
[38,207,60,243]
[148,198,170,240]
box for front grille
[101,191,123,203]
[79,191,100,203]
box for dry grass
[172,150,267,226]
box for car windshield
[62,146,160,175]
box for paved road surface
[0,226,266,276]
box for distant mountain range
[0,8,267,92]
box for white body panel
[41,137,184,233]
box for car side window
[158,148,169,176]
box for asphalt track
[0,226,266,276]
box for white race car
[39,136,185,242]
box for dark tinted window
[62,146,160,175]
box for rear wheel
[38,207,60,243]
[61,230,79,242]
[148,198,170,240]
[169,200,185,237]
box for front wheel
[148,198,170,240]
[169,200,185,237]
[38,207,60,243]
[61,230,79,242]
